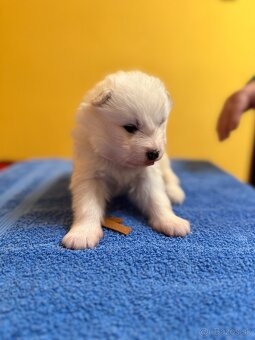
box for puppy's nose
[146,150,160,161]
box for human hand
[216,81,255,141]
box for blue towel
[0,159,255,339]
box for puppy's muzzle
[146,150,160,161]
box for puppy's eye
[123,124,138,134]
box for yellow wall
[1,0,255,181]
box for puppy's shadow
[107,195,146,225]
[29,174,144,231]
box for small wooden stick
[107,216,123,223]
[102,217,132,235]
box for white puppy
[62,71,190,249]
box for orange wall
[1,0,255,180]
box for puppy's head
[81,71,172,167]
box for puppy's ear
[91,89,112,106]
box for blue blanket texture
[0,159,255,339]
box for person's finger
[217,101,232,141]
[217,91,249,141]
[221,94,248,139]
[228,104,242,132]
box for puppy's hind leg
[128,167,190,237]
[160,153,185,205]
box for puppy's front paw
[62,226,103,250]
[166,184,185,205]
[150,214,190,237]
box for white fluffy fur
[62,71,190,249]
